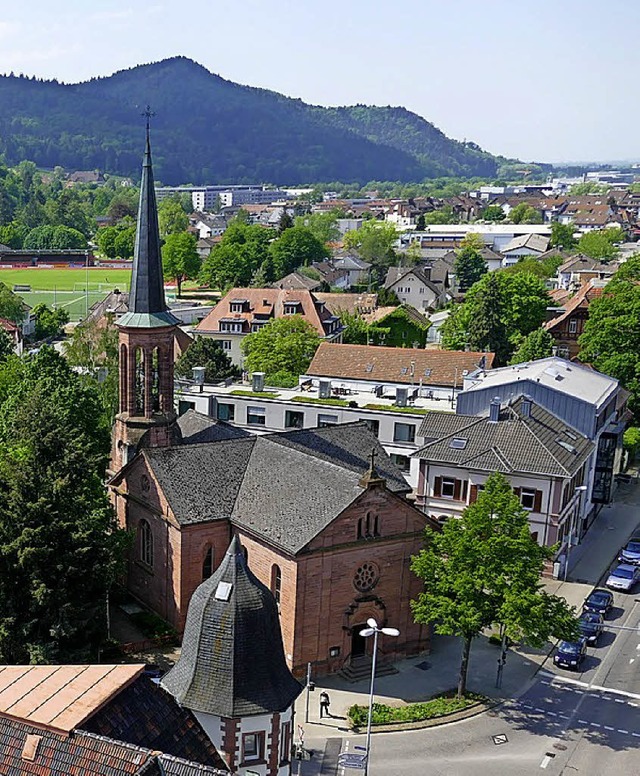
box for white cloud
[88,9,133,23]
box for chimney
[521,395,533,418]
[489,396,501,422]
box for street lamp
[563,485,588,582]
[359,617,399,776]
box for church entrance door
[351,625,367,657]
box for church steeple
[118,120,179,328]
[110,122,181,472]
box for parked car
[577,611,604,645]
[605,563,640,592]
[554,640,587,670]
[619,536,640,566]
[583,588,614,617]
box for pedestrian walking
[319,691,330,718]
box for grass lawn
[0,267,132,291]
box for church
[109,131,439,678]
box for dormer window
[283,302,300,315]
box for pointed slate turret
[162,536,301,718]
[118,127,180,329]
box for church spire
[119,113,179,328]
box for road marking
[535,707,546,713]
[632,732,640,737]
[547,711,557,717]
[540,755,552,769]
[614,698,625,703]
[590,722,601,728]
[551,675,640,700]
[604,725,615,731]
[578,719,589,724]
[619,729,629,734]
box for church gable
[111,452,179,528]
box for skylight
[450,438,468,450]
[556,439,577,454]
[215,581,233,601]
[365,363,374,373]
[424,368,432,377]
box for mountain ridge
[0,56,509,185]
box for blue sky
[0,0,635,164]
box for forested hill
[0,56,505,185]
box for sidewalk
[295,479,640,760]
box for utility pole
[304,662,312,724]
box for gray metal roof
[176,409,251,445]
[121,130,179,329]
[161,536,302,718]
[415,397,594,478]
[142,424,409,552]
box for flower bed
[229,390,280,399]
[362,404,431,415]
[291,396,350,407]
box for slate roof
[415,396,593,477]
[176,409,251,445]
[161,536,302,718]
[82,675,226,770]
[119,130,179,329]
[306,342,494,387]
[383,265,442,295]
[141,424,409,553]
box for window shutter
[533,490,543,513]
[453,479,462,501]
[434,476,442,497]
[469,484,478,504]
[462,480,468,501]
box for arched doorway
[351,624,368,658]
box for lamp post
[359,617,399,776]
[563,485,588,582]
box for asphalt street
[320,589,640,775]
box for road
[322,589,640,775]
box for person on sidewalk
[319,691,331,718]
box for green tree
[0,347,125,662]
[569,182,607,195]
[0,221,29,249]
[269,226,329,279]
[454,240,487,292]
[578,228,623,260]
[295,209,343,243]
[415,213,426,230]
[343,220,398,270]
[158,197,189,237]
[623,427,640,464]
[411,473,578,698]
[162,231,201,296]
[0,283,25,324]
[96,225,119,258]
[175,337,239,384]
[340,311,371,344]
[510,328,555,364]
[0,328,13,362]
[481,205,505,222]
[50,225,87,249]
[241,316,321,385]
[64,318,120,424]
[550,222,577,250]
[467,273,511,364]
[113,225,136,259]
[278,209,294,234]
[200,222,271,289]
[32,303,69,340]
[579,273,640,413]
[424,206,454,225]
[510,203,542,224]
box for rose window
[353,562,379,592]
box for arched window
[365,512,371,537]
[357,518,363,539]
[202,546,214,580]
[139,520,153,567]
[373,514,380,537]
[271,564,282,607]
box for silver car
[605,563,640,592]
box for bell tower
[111,119,181,472]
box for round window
[353,562,379,592]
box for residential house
[331,253,372,286]
[191,212,228,239]
[314,292,378,317]
[194,288,344,367]
[556,255,619,290]
[384,265,447,312]
[501,233,550,263]
[544,280,607,359]
[425,310,450,347]
[361,304,430,348]
[457,357,628,526]
[272,271,321,292]
[413,396,594,574]
[0,316,23,354]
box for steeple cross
[369,447,377,472]
[141,105,155,132]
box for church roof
[161,536,302,718]
[119,129,179,329]
[176,409,252,445]
[140,424,409,553]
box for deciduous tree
[269,226,329,279]
[411,473,578,698]
[510,327,555,364]
[175,337,239,384]
[162,231,201,296]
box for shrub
[347,692,485,727]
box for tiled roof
[415,396,593,477]
[383,265,441,294]
[82,675,226,770]
[545,281,605,332]
[314,292,378,315]
[0,718,154,775]
[162,537,302,718]
[272,271,321,291]
[137,424,409,553]
[158,755,228,775]
[195,287,338,338]
[0,664,144,733]
[306,342,494,387]
[176,409,251,445]
[502,233,550,254]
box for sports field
[0,267,132,321]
